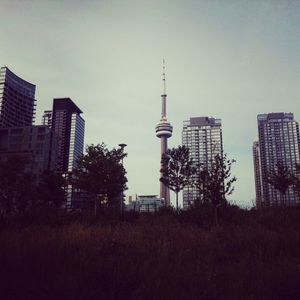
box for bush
[1,206,300,299]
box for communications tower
[155,61,173,205]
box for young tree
[292,163,300,199]
[160,145,196,211]
[195,154,237,207]
[194,154,237,225]
[193,168,210,206]
[267,162,294,206]
[71,143,127,213]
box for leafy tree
[193,168,210,207]
[193,154,237,225]
[267,162,294,206]
[37,170,66,208]
[160,145,196,211]
[194,154,236,207]
[71,143,127,213]
[0,155,35,216]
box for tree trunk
[280,192,286,206]
[176,192,179,212]
[94,197,97,218]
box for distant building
[42,110,52,128]
[125,195,163,212]
[0,66,36,128]
[138,195,163,212]
[182,117,223,209]
[253,113,300,207]
[0,125,57,184]
[125,196,139,212]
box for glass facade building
[182,117,223,209]
[68,113,85,172]
[0,66,36,127]
[254,113,300,207]
[138,195,163,212]
[125,195,163,212]
[51,98,85,173]
[50,98,85,209]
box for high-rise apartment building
[0,66,36,127]
[182,117,223,209]
[51,98,85,173]
[253,113,300,207]
[47,98,85,209]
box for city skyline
[1,0,299,207]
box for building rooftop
[184,117,221,127]
[257,112,294,121]
[1,66,36,88]
[53,98,83,114]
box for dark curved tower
[0,66,36,127]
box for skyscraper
[182,117,223,209]
[253,113,300,207]
[51,98,85,173]
[0,66,36,127]
[155,62,173,206]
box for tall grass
[1,207,300,299]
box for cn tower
[155,60,173,206]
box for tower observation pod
[155,60,173,206]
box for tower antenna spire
[162,59,166,95]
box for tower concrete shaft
[160,135,170,205]
[155,62,173,206]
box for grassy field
[1,207,300,299]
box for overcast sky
[1,0,299,207]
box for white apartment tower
[182,117,223,209]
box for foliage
[267,162,294,205]
[71,143,127,211]
[292,163,300,198]
[37,170,66,208]
[160,145,196,210]
[0,154,67,218]
[194,154,237,207]
[2,208,300,299]
[0,155,35,216]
